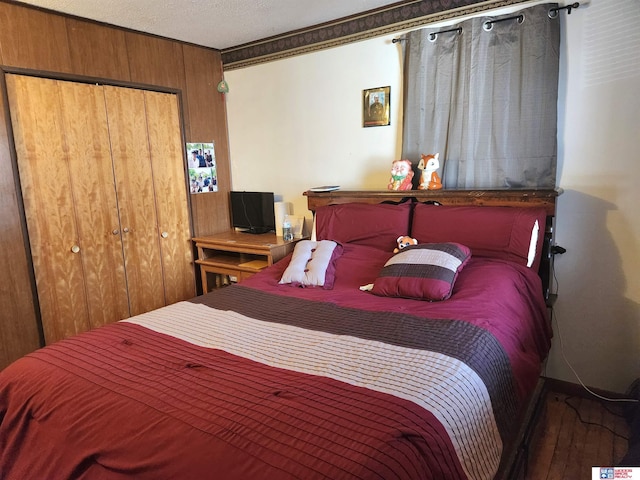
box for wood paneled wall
[0,0,231,368]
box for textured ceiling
[15,0,406,50]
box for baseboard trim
[542,376,629,400]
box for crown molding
[221,0,530,70]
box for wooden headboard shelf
[304,188,562,306]
[304,189,561,215]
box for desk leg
[200,265,209,293]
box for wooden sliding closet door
[103,87,166,315]
[7,75,129,343]
[103,87,195,313]
[8,75,195,345]
[143,90,195,304]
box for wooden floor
[526,389,631,479]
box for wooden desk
[193,231,301,292]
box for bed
[0,189,559,480]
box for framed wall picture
[186,142,218,193]
[363,86,390,127]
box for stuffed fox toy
[417,153,443,190]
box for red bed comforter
[0,244,551,480]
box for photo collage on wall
[186,142,218,193]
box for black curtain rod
[428,27,462,41]
[549,2,580,18]
[392,3,580,41]
[483,14,524,30]
[484,2,580,30]
[392,26,462,43]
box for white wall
[226,0,640,393]
[547,0,640,393]
[225,35,404,218]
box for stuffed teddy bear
[394,235,418,253]
[387,159,414,191]
[417,153,443,190]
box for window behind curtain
[401,3,560,189]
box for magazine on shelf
[309,186,340,192]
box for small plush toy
[387,159,414,191]
[394,235,418,253]
[417,153,443,190]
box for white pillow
[279,240,340,288]
[527,220,540,268]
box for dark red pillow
[371,242,471,301]
[410,204,547,271]
[315,202,412,251]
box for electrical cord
[562,395,630,441]
[550,259,639,404]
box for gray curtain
[402,3,560,189]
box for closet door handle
[123,227,130,233]
[70,245,80,254]
[161,231,168,238]
[112,229,120,235]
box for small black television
[229,191,276,234]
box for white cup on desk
[289,216,304,239]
